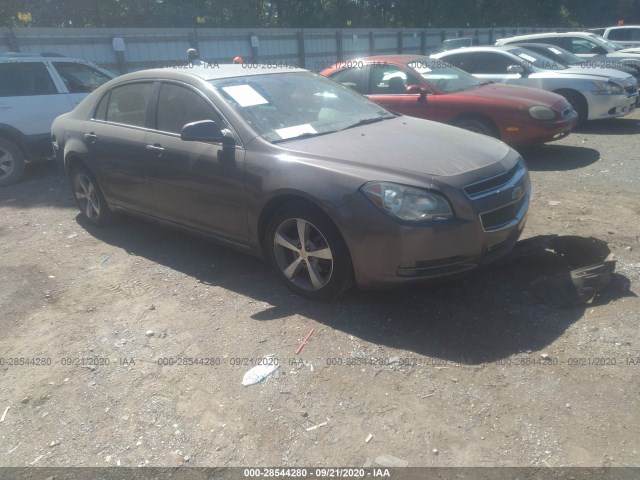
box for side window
[441,53,475,73]
[472,53,515,74]
[156,83,223,134]
[0,62,57,97]
[105,83,154,127]
[570,38,601,54]
[329,68,365,93]
[51,62,112,93]
[93,91,110,120]
[540,37,568,50]
[607,29,631,41]
[369,66,420,94]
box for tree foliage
[3,0,640,28]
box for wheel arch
[256,194,349,259]
[552,88,588,123]
[0,124,27,158]
[449,113,501,139]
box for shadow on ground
[0,161,72,210]
[575,116,640,136]
[517,144,600,171]
[80,216,635,365]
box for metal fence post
[420,30,426,55]
[369,31,375,55]
[397,30,403,53]
[297,29,306,68]
[336,30,343,62]
[6,27,20,52]
[250,32,259,63]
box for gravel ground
[0,111,639,468]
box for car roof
[350,55,429,63]
[439,46,516,54]
[113,64,308,82]
[0,52,87,62]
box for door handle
[84,132,97,143]
[0,104,11,109]
[145,144,165,153]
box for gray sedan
[52,66,529,299]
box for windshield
[407,59,483,93]
[510,48,568,70]
[539,45,584,66]
[212,72,394,143]
[591,34,625,51]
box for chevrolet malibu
[51,66,530,299]
[321,55,577,145]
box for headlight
[592,80,623,95]
[528,105,556,120]
[361,182,454,221]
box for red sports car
[321,55,578,145]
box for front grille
[463,159,526,200]
[480,196,527,232]
[396,256,477,278]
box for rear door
[87,81,157,213]
[0,61,71,158]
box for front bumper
[585,91,638,120]
[332,160,531,289]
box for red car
[321,55,578,145]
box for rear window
[0,62,57,97]
[51,61,112,93]
[608,28,640,41]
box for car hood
[558,67,637,87]
[460,83,565,108]
[618,47,640,54]
[551,66,621,80]
[277,116,512,178]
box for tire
[70,164,115,226]
[559,90,588,126]
[453,117,498,138]
[265,204,353,300]
[0,138,26,186]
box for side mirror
[591,46,607,55]
[181,120,224,143]
[507,64,524,74]
[405,85,430,96]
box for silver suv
[596,26,640,49]
[0,53,113,185]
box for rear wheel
[453,117,498,138]
[265,204,353,300]
[0,138,26,186]
[71,164,115,226]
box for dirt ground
[0,111,639,469]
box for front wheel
[71,164,116,226]
[453,118,498,138]
[0,138,26,186]
[265,204,353,300]
[559,91,588,126]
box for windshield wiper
[271,130,337,144]
[341,116,393,130]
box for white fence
[0,26,561,74]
